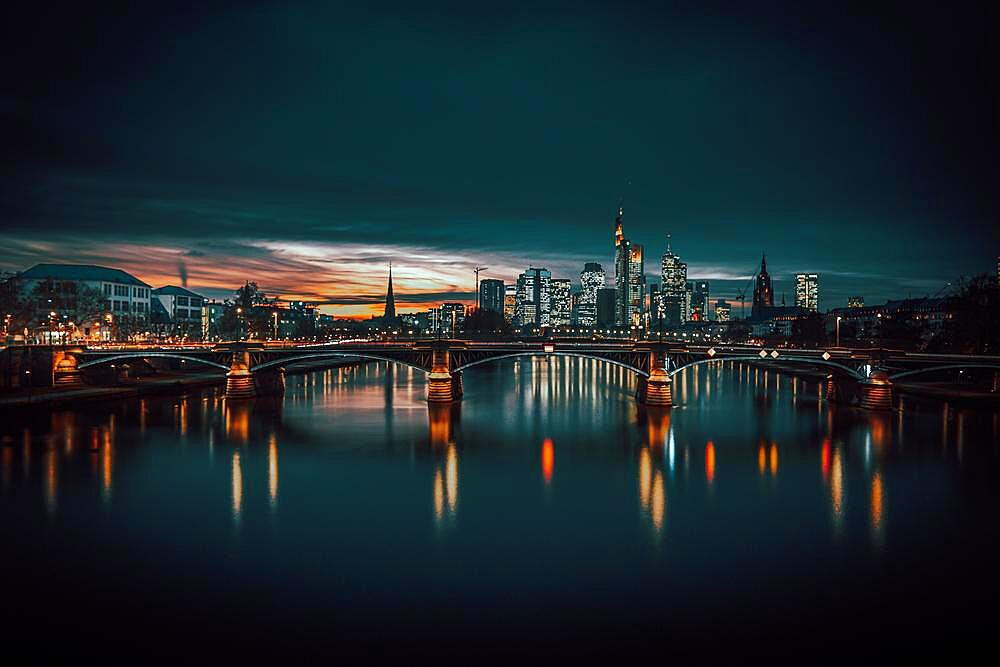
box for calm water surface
[2,358,999,656]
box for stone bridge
[45,340,1000,410]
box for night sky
[2,1,997,316]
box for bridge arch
[668,355,865,380]
[78,353,231,371]
[888,363,1000,382]
[453,351,649,376]
[250,352,429,374]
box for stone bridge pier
[427,344,460,402]
[226,349,256,399]
[637,350,672,407]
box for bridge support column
[859,370,893,411]
[825,374,841,403]
[427,345,457,402]
[226,350,256,399]
[639,351,672,407]
[53,348,84,387]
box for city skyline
[2,2,996,316]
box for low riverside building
[152,285,206,340]
[18,263,151,341]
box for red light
[705,441,715,484]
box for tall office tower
[648,283,661,327]
[628,244,645,327]
[439,302,466,336]
[383,262,396,320]
[848,296,864,308]
[503,284,517,323]
[578,262,606,326]
[550,279,572,326]
[659,235,688,327]
[613,207,630,326]
[515,267,552,329]
[795,273,819,311]
[596,287,618,328]
[690,281,710,320]
[479,279,505,313]
[752,254,774,317]
[714,299,732,322]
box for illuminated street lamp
[836,316,843,347]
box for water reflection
[433,445,459,528]
[268,434,279,510]
[541,438,554,485]
[232,450,243,523]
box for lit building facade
[515,267,551,329]
[714,299,732,322]
[550,278,572,326]
[690,281,710,320]
[503,284,516,323]
[613,207,630,326]
[848,296,864,308]
[578,262,606,326]
[659,236,688,327]
[795,273,819,311]
[152,285,205,339]
[627,244,645,328]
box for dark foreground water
[2,358,999,658]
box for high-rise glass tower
[659,235,688,327]
[550,279,572,326]
[503,284,517,323]
[613,207,630,326]
[578,262,606,326]
[795,273,819,311]
[479,278,505,313]
[628,244,645,328]
[515,267,551,328]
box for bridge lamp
[759,350,769,359]
[771,350,780,359]
[708,348,716,357]
[822,351,831,361]
[543,344,555,354]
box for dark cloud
[1,0,997,310]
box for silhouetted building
[691,280,710,320]
[383,263,396,320]
[848,296,864,308]
[438,302,466,336]
[597,287,617,328]
[479,278,504,314]
[752,254,774,317]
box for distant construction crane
[474,266,488,309]
[735,264,759,321]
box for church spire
[384,261,396,320]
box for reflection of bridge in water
[46,340,1000,410]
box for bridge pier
[638,351,672,407]
[226,350,256,399]
[53,348,84,387]
[427,345,458,402]
[859,370,893,411]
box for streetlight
[836,316,842,347]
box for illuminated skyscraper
[795,273,819,311]
[752,254,774,317]
[691,281,710,320]
[659,235,688,327]
[503,284,517,323]
[613,207,630,326]
[515,267,551,329]
[714,299,732,322]
[628,244,646,328]
[550,278,572,326]
[578,262,605,326]
[479,278,504,314]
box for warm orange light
[769,443,778,476]
[541,438,554,484]
[871,471,884,531]
[705,441,715,484]
[757,444,766,475]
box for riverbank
[0,358,364,409]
